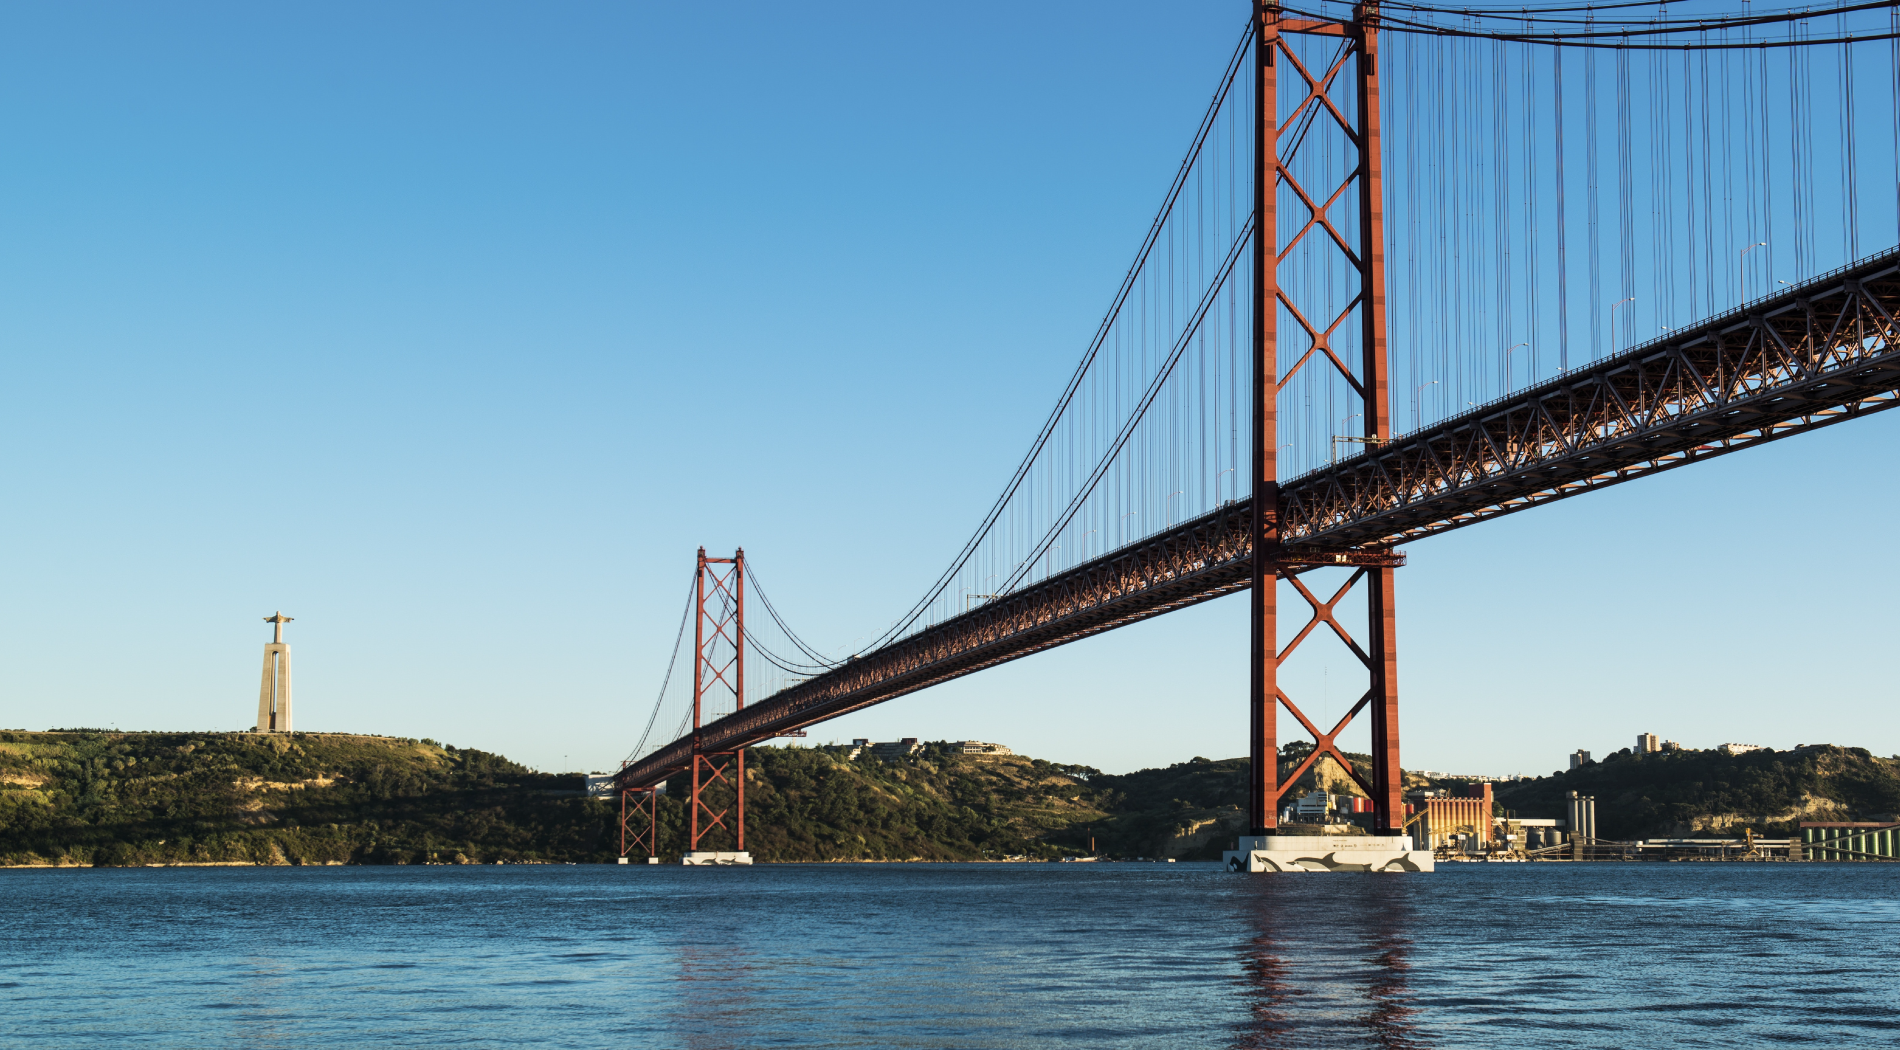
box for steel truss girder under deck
[1283,250,1900,547]
[616,251,1900,793]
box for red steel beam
[1352,5,1403,834]
[1248,0,1283,836]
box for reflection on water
[1230,879,1426,1050]
[1232,913,1292,1047]
[1362,929,1422,1049]
[673,944,749,1050]
[1,863,1896,1048]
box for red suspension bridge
[614,0,1900,860]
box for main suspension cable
[624,574,696,767]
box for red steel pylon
[619,786,659,860]
[689,547,746,853]
[1250,1,1404,836]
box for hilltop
[0,731,604,866]
[1493,744,1900,839]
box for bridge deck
[617,249,1900,790]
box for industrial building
[1566,791,1598,844]
[1409,783,1494,850]
[1285,791,1374,824]
[1505,819,1565,851]
[1800,821,1900,860]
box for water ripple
[0,863,1894,1048]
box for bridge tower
[1248,1,1406,843]
[617,547,751,865]
[685,547,749,862]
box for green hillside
[0,730,605,866]
[9,730,1883,863]
[1494,744,1900,839]
[0,733,1297,865]
[714,745,1109,860]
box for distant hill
[0,733,1335,865]
[12,731,1882,863]
[1494,744,1900,839]
[0,731,604,866]
[734,745,1108,861]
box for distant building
[1413,783,1494,850]
[1287,791,1369,823]
[869,738,922,760]
[1569,750,1592,769]
[1499,817,1566,851]
[1293,791,1331,821]
[1661,740,1682,752]
[1718,743,1764,755]
[1567,791,1598,843]
[1637,733,1660,753]
[952,741,1012,756]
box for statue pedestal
[1222,834,1433,873]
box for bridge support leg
[1247,0,1283,840]
[619,787,660,864]
[685,749,749,864]
[1368,567,1402,833]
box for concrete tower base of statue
[256,612,293,733]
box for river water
[2,862,1894,1048]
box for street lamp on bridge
[1413,380,1437,428]
[1610,298,1636,356]
[1739,241,1768,301]
[1504,343,1528,394]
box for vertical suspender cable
[1710,42,1725,311]
[1616,41,1634,351]
[1527,31,1542,382]
[1556,46,1571,371]
[1760,39,1773,297]
[1683,48,1698,320]
[1842,25,1860,259]
[1587,34,1603,359]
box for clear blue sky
[1,2,1893,776]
